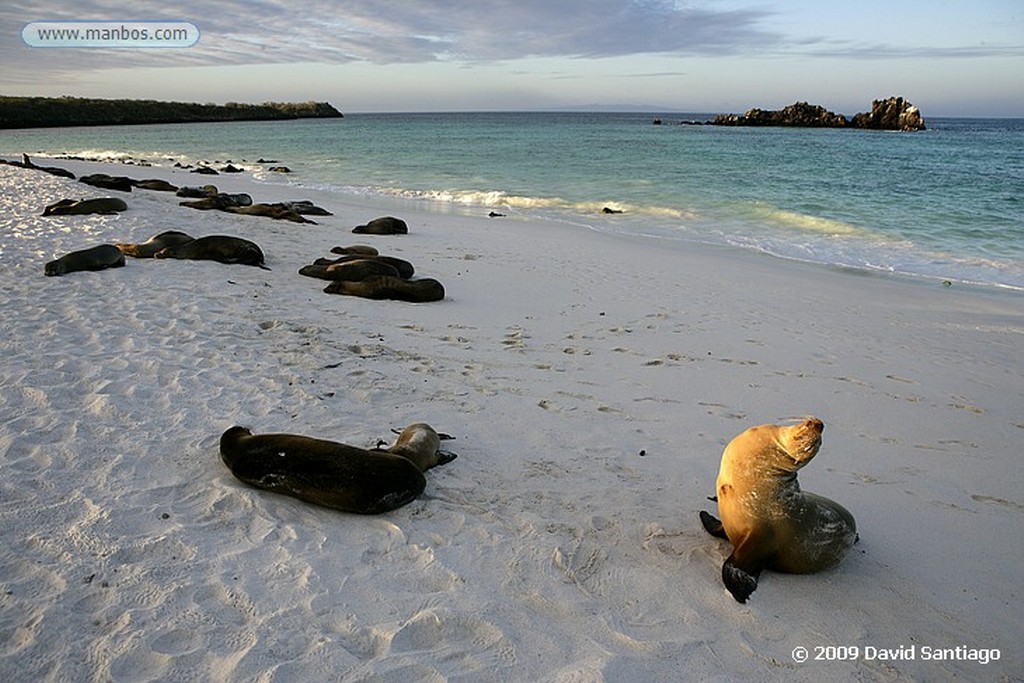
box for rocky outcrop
[849,97,926,131]
[711,97,925,131]
[712,102,848,128]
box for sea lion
[154,235,268,268]
[79,173,134,192]
[352,216,408,235]
[299,259,400,281]
[225,203,316,224]
[277,200,332,216]
[43,197,128,216]
[175,184,219,198]
[133,179,179,192]
[115,230,195,258]
[324,275,445,303]
[330,245,379,256]
[700,417,857,603]
[314,254,414,279]
[179,193,252,210]
[44,244,125,276]
[17,154,75,179]
[219,423,457,514]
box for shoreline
[9,150,1023,296]
[1,158,1021,680]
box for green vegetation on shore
[0,96,343,129]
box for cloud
[4,0,780,76]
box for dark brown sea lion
[179,193,252,210]
[133,179,179,192]
[154,235,268,268]
[700,417,858,603]
[313,254,414,279]
[299,259,400,281]
[324,275,445,303]
[115,231,195,258]
[225,203,316,224]
[78,173,134,192]
[352,216,408,235]
[44,244,125,276]
[175,185,219,198]
[17,154,75,179]
[330,245,379,256]
[43,197,128,216]
[219,423,457,514]
[277,200,332,216]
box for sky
[2,1,1022,116]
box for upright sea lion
[115,230,195,258]
[154,235,268,268]
[44,244,125,276]
[324,275,445,303]
[700,417,857,603]
[352,216,408,235]
[219,423,457,514]
[298,259,400,281]
[43,197,128,216]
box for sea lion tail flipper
[700,510,728,539]
[437,432,455,441]
[722,553,761,604]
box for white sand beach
[1,158,1021,682]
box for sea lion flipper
[437,432,455,441]
[436,450,458,466]
[700,510,728,539]
[722,553,761,603]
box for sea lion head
[385,423,457,471]
[775,417,824,470]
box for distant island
[0,96,343,129]
[708,96,925,132]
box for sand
[1,158,1021,682]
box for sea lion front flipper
[700,510,728,539]
[722,552,761,603]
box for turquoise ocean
[4,112,1022,290]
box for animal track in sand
[698,402,747,420]
[970,495,1024,511]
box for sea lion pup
[299,259,400,281]
[700,417,857,603]
[175,184,219,198]
[219,423,457,514]
[314,254,415,279]
[42,197,128,216]
[330,245,379,256]
[44,244,125,276]
[154,235,268,269]
[179,192,252,210]
[133,179,179,192]
[115,230,195,258]
[352,216,408,235]
[225,203,317,224]
[78,173,134,192]
[324,275,445,303]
